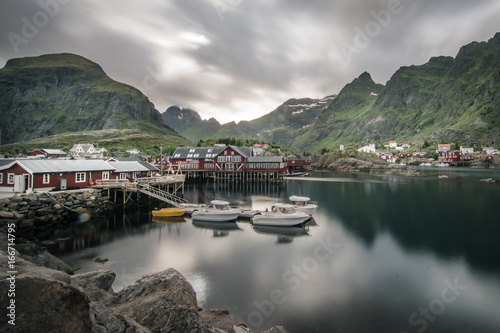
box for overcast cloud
[1,0,500,123]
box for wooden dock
[91,175,186,206]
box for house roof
[287,157,312,162]
[229,146,252,158]
[172,147,225,159]
[106,161,158,173]
[3,159,115,174]
[247,156,284,163]
[438,144,451,147]
[42,149,66,155]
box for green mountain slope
[292,33,500,152]
[0,53,188,147]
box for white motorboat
[252,203,311,227]
[191,200,240,222]
[289,195,318,216]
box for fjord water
[58,168,500,332]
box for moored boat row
[152,195,319,227]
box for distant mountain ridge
[0,53,187,146]
[163,33,500,153]
[161,96,336,145]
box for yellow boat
[152,216,186,224]
[152,208,186,217]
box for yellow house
[460,146,474,154]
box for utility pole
[160,146,163,175]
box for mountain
[292,33,500,152]
[0,53,188,147]
[161,96,335,145]
[161,106,222,140]
[162,33,500,153]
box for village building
[438,151,474,164]
[0,159,159,193]
[106,160,158,180]
[483,147,498,155]
[460,146,474,154]
[70,144,107,158]
[253,144,269,156]
[0,159,115,193]
[358,144,376,154]
[437,144,451,153]
[389,141,397,149]
[402,142,411,149]
[286,157,312,172]
[169,146,289,181]
[27,149,67,158]
[126,149,141,155]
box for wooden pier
[183,170,286,182]
[91,175,186,206]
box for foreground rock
[0,233,288,333]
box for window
[0,173,3,184]
[174,154,181,158]
[102,171,109,180]
[119,173,128,180]
[133,172,141,179]
[189,149,195,153]
[187,154,193,158]
[233,156,241,162]
[226,163,234,170]
[75,172,86,183]
[218,156,226,163]
[43,174,50,184]
[8,173,15,184]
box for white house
[126,149,142,155]
[70,144,107,158]
[483,147,498,155]
[389,141,397,149]
[358,144,376,154]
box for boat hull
[191,211,240,222]
[152,208,186,217]
[252,214,310,227]
[293,205,317,216]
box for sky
[1,0,500,124]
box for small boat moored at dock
[191,200,240,222]
[289,195,318,216]
[252,203,311,227]
[151,208,186,217]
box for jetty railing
[137,183,188,208]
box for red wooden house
[0,159,115,193]
[169,146,287,173]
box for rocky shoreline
[313,155,421,176]
[0,192,288,333]
[0,190,115,240]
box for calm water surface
[56,168,500,333]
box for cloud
[1,0,499,123]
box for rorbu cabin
[0,159,115,193]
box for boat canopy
[289,196,311,206]
[271,203,296,214]
[211,200,232,210]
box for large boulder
[0,275,92,333]
[108,268,218,332]
[71,269,116,302]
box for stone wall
[0,190,114,239]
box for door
[14,175,25,193]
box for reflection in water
[192,219,243,238]
[252,222,312,244]
[54,170,500,332]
